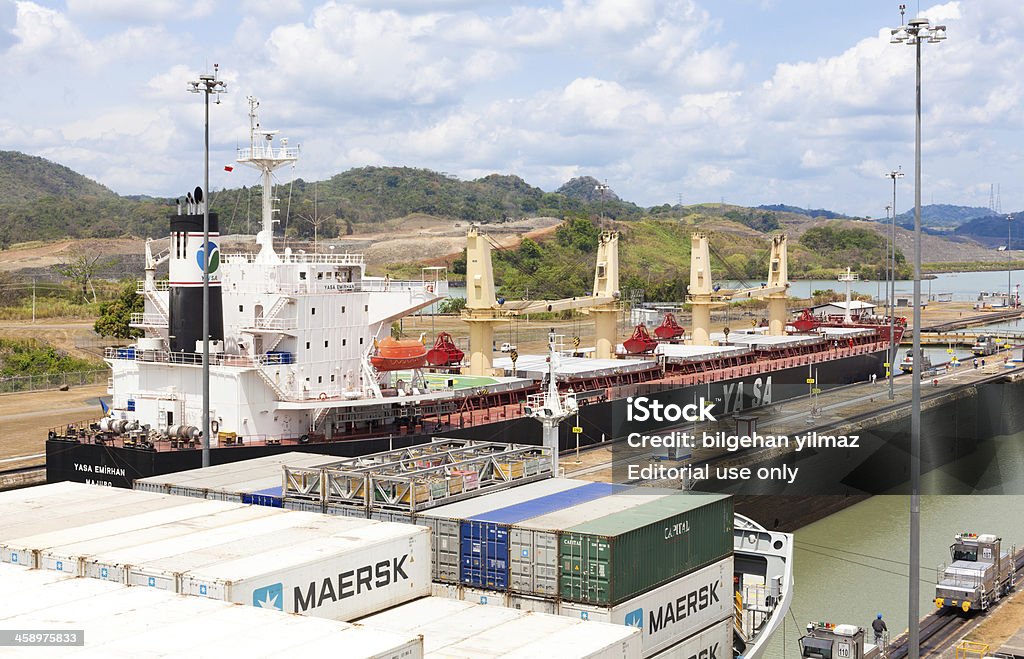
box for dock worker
[872,614,887,646]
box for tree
[438,297,467,314]
[56,244,112,303]
[93,280,143,339]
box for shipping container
[360,596,642,658]
[37,505,280,576]
[510,487,679,597]
[177,522,431,620]
[458,481,617,589]
[120,515,378,591]
[79,510,347,584]
[0,484,172,539]
[559,557,733,656]
[409,478,599,583]
[0,563,423,659]
[2,497,245,567]
[560,493,732,606]
[133,452,336,505]
[649,618,733,659]
[508,593,558,614]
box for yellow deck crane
[460,225,621,375]
[687,232,790,346]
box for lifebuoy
[318,392,327,400]
[426,284,434,293]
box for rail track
[887,549,1024,658]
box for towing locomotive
[934,532,1015,613]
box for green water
[761,432,1024,657]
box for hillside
[0,150,1012,288]
[892,204,995,228]
[954,213,1022,248]
[0,151,114,205]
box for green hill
[0,151,115,204]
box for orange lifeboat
[371,336,428,371]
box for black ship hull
[46,349,888,488]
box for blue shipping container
[241,486,284,508]
[458,482,616,588]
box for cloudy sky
[0,0,1020,217]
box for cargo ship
[128,447,794,659]
[46,98,903,488]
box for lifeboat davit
[623,324,658,354]
[425,332,464,366]
[371,336,428,371]
[653,312,686,340]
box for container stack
[134,449,737,657]
[0,483,431,621]
[412,484,734,657]
[0,563,424,658]
[133,451,337,511]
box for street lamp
[885,167,904,401]
[188,65,227,468]
[594,181,610,227]
[1008,214,1014,308]
[890,13,946,658]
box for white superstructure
[105,98,449,447]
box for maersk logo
[253,583,284,611]
[649,579,721,634]
[624,608,644,630]
[294,555,409,613]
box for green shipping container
[559,492,732,606]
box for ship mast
[236,97,299,263]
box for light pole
[886,167,903,401]
[188,66,227,468]
[890,14,946,658]
[594,181,610,227]
[1008,214,1014,308]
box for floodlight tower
[187,65,226,467]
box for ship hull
[46,348,887,488]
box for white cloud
[66,0,212,21]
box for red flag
[224,165,234,172]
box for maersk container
[119,515,377,591]
[458,481,617,589]
[509,487,680,597]
[0,564,424,659]
[0,483,169,539]
[177,522,431,620]
[36,505,279,576]
[360,596,641,658]
[559,492,732,606]
[559,556,733,657]
[649,618,733,659]
[412,478,598,583]
[79,510,340,584]
[2,497,243,568]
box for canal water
[761,429,1024,658]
